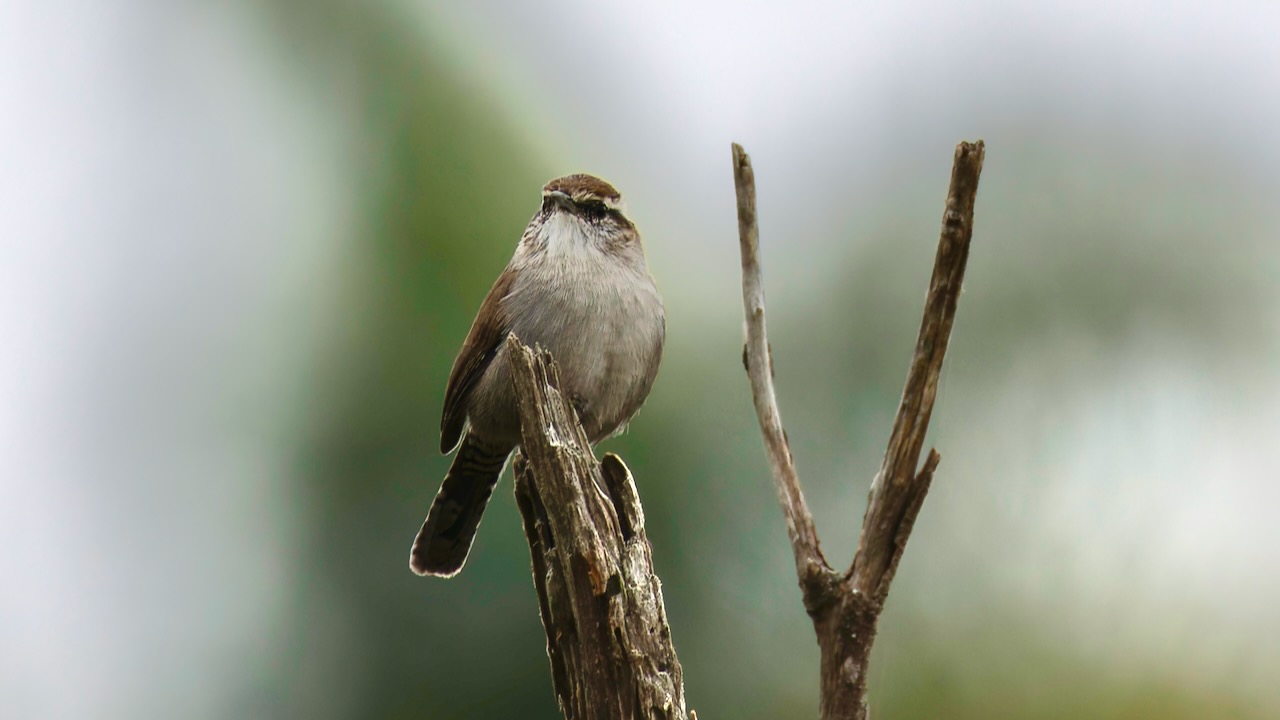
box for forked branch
[732,140,985,719]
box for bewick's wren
[410,174,665,577]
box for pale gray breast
[503,251,664,440]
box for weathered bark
[733,140,985,719]
[507,337,689,720]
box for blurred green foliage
[257,2,555,717]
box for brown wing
[440,270,514,453]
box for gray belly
[467,265,664,448]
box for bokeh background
[3,0,1279,718]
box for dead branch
[734,144,834,599]
[732,140,985,719]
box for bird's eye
[577,199,608,219]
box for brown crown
[543,174,621,202]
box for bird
[410,174,665,577]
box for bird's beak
[546,190,574,210]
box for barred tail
[410,434,512,577]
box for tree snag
[508,336,690,720]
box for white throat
[539,211,593,258]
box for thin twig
[732,143,829,583]
[849,140,984,598]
